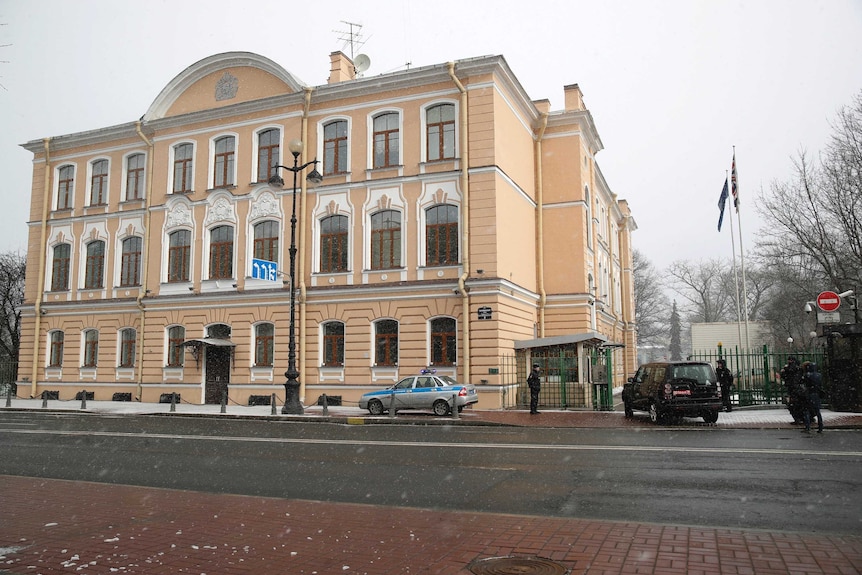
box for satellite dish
[354,54,371,73]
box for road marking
[5,429,862,458]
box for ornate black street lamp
[268,139,323,414]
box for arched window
[120,237,142,287]
[373,113,399,168]
[323,120,348,175]
[320,215,348,273]
[425,204,459,266]
[253,220,279,263]
[90,159,109,205]
[255,323,274,367]
[119,328,136,368]
[430,317,456,366]
[173,143,194,193]
[126,154,145,200]
[51,243,71,291]
[168,230,191,283]
[323,321,344,367]
[214,136,235,187]
[371,210,401,270]
[426,104,455,161]
[257,129,280,182]
[84,240,105,289]
[209,225,234,279]
[375,320,398,366]
[57,165,74,210]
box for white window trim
[251,125,283,185]
[53,163,77,211]
[366,108,403,170]
[208,133,239,190]
[311,191,353,275]
[416,180,461,269]
[86,157,111,207]
[362,186,407,272]
[168,140,197,195]
[420,100,459,163]
[121,151,147,202]
[316,116,352,177]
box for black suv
[622,361,722,424]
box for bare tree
[632,249,670,347]
[665,259,735,323]
[0,251,25,362]
[756,90,862,291]
[669,301,682,360]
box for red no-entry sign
[816,291,841,312]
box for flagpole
[732,147,752,354]
[726,170,744,354]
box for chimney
[328,51,356,84]
[564,84,585,111]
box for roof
[514,331,609,350]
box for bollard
[42,393,48,408]
[451,393,460,419]
[321,393,329,416]
[271,393,277,415]
[220,390,227,414]
[80,390,87,410]
[389,392,396,418]
[5,390,10,407]
[170,392,177,413]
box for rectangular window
[90,159,108,205]
[425,205,459,266]
[426,104,456,162]
[375,320,398,366]
[126,154,145,201]
[214,136,235,187]
[49,331,64,367]
[320,215,348,273]
[253,220,279,263]
[173,143,194,193]
[209,226,234,279]
[57,165,74,210]
[431,318,456,366]
[119,328,136,368]
[83,330,99,368]
[255,323,274,367]
[371,210,401,270]
[323,322,344,367]
[167,326,185,367]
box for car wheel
[433,399,451,416]
[624,400,634,418]
[648,402,663,424]
[367,399,384,416]
[703,410,719,424]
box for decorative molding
[204,197,236,226]
[215,72,239,101]
[249,192,280,220]
[167,202,193,228]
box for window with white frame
[213,136,236,188]
[257,129,280,183]
[426,104,455,161]
[57,164,75,210]
[322,321,344,367]
[319,215,348,273]
[84,240,105,289]
[372,112,400,168]
[120,236,142,287]
[254,323,274,367]
[323,120,348,175]
[83,329,99,368]
[425,204,459,266]
[119,328,136,368]
[430,317,456,366]
[167,230,191,283]
[370,210,401,270]
[208,225,234,279]
[51,243,71,291]
[374,319,398,366]
[125,154,145,201]
[90,159,109,205]
[49,331,64,367]
[173,143,194,193]
[167,326,185,367]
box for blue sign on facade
[251,258,279,281]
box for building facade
[18,51,637,408]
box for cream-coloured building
[18,51,637,409]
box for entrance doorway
[204,324,232,405]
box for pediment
[144,52,305,121]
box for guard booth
[823,323,862,412]
[514,332,620,410]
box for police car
[358,370,479,416]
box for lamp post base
[282,378,304,415]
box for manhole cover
[468,556,569,575]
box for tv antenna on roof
[333,20,366,60]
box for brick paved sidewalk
[2,475,860,575]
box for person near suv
[716,359,734,412]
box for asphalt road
[2,412,861,535]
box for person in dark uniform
[716,358,734,412]
[802,361,824,433]
[527,363,541,414]
[780,356,806,424]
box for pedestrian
[802,361,824,433]
[780,356,806,424]
[716,358,734,412]
[527,363,541,414]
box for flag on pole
[731,152,739,212]
[717,178,729,231]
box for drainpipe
[29,138,52,398]
[448,62,471,383]
[135,121,155,401]
[535,112,549,337]
[299,86,314,403]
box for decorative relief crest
[250,192,280,220]
[167,203,193,228]
[376,194,391,211]
[204,197,236,226]
[215,72,239,101]
[325,200,340,216]
[432,189,449,204]
[87,228,100,242]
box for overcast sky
[1,0,860,271]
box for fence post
[80,390,87,410]
[451,393,459,419]
[4,389,10,407]
[271,393,277,415]
[220,390,227,414]
[170,392,177,412]
[321,393,329,416]
[388,392,396,418]
[42,392,48,408]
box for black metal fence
[0,361,19,397]
[498,351,605,410]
